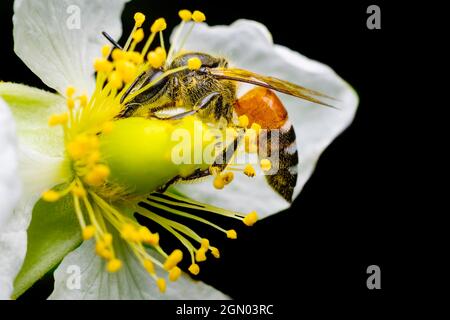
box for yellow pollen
[151,18,167,33]
[71,186,86,197]
[188,263,200,275]
[213,175,225,190]
[210,247,220,259]
[106,259,123,273]
[101,44,110,58]
[251,122,262,133]
[127,51,144,64]
[147,50,165,69]
[108,71,123,89]
[238,115,249,128]
[226,229,238,239]
[82,225,96,240]
[156,278,166,293]
[243,211,258,226]
[195,248,207,262]
[48,113,68,126]
[112,48,126,61]
[244,164,256,177]
[66,98,75,110]
[260,158,272,171]
[133,28,145,43]
[143,259,155,275]
[116,60,137,83]
[93,58,113,73]
[200,238,210,250]
[42,190,61,202]
[79,94,88,108]
[169,266,182,281]
[120,223,137,241]
[84,164,110,187]
[222,172,234,185]
[164,249,183,271]
[179,9,192,21]
[103,233,113,246]
[192,10,206,23]
[66,86,75,97]
[134,12,146,27]
[187,57,202,70]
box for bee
[118,52,334,202]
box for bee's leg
[156,134,243,193]
[151,92,220,120]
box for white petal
[0,85,71,299]
[49,239,229,300]
[13,0,129,95]
[0,98,21,299]
[172,20,358,218]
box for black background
[0,0,421,311]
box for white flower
[0,0,358,299]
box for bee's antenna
[102,31,123,50]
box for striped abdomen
[235,87,298,202]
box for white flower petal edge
[50,239,229,300]
[0,84,72,299]
[13,0,129,95]
[173,20,359,219]
[0,98,21,299]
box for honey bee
[118,52,334,202]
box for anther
[132,28,145,43]
[188,263,200,275]
[156,278,166,293]
[179,9,192,21]
[213,175,225,190]
[93,58,113,73]
[210,247,220,259]
[226,229,238,239]
[260,159,272,171]
[66,86,75,98]
[134,12,146,27]
[101,45,111,58]
[169,266,182,281]
[108,71,123,89]
[243,211,258,226]
[238,115,249,128]
[106,259,123,272]
[163,249,183,271]
[244,164,256,177]
[82,225,96,240]
[195,248,207,262]
[143,259,155,275]
[151,18,167,33]
[71,186,86,197]
[192,11,206,23]
[188,57,202,70]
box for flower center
[42,9,265,293]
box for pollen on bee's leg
[260,158,272,172]
[244,164,256,177]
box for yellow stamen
[222,172,234,185]
[244,164,256,177]
[260,158,272,171]
[84,164,110,187]
[192,11,206,23]
[101,45,110,58]
[188,263,200,275]
[156,278,166,293]
[226,229,237,239]
[132,28,145,43]
[82,225,96,240]
[134,12,146,28]
[251,122,262,134]
[143,259,155,275]
[243,211,258,226]
[238,115,249,128]
[106,259,122,272]
[66,86,75,97]
[195,248,207,262]
[210,247,220,259]
[163,249,183,271]
[71,186,86,197]
[169,266,181,281]
[93,58,113,73]
[179,10,192,21]
[42,190,61,202]
[151,18,167,33]
[213,175,225,190]
[48,113,68,126]
[108,71,123,89]
[79,94,88,108]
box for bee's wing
[210,68,337,108]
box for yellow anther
[115,60,137,83]
[244,164,256,177]
[66,98,75,110]
[66,86,75,98]
[210,247,220,259]
[42,190,61,202]
[82,225,96,240]
[200,238,210,250]
[151,18,167,33]
[102,121,114,134]
[156,278,166,293]
[71,186,86,197]
[87,150,101,165]
[155,46,167,61]
[48,113,68,126]
[147,232,159,246]
[98,248,113,260]
[112,48,126,61]
[108,71,123,89]
[251,122,262,134]
[243,211,258,226]
[101,44,110,58]
[163,249,183,271]
[132,28,145,43]
[226,229,237,239]
[169,266,182,281]
[106,259,122,272]
[222,172,234,185]
[179,10,192,21]
[188,263,200,275]
[79,94,88,108]
[143,259,155,275]
[138,226,152,242]
[238,115,249,128]
[84,164,110,187]
[260,158,272,171]
[120,223,136,241]
[195,248,207,262]
[93,58,113,73]
[192,10,206,23]
[95,241,106,256]
[134,12,146,27]
[187,57,202,70]
[127,51,144,64]
[213,175,225,190]
[147,50,165,69]
[103,233,113,246]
